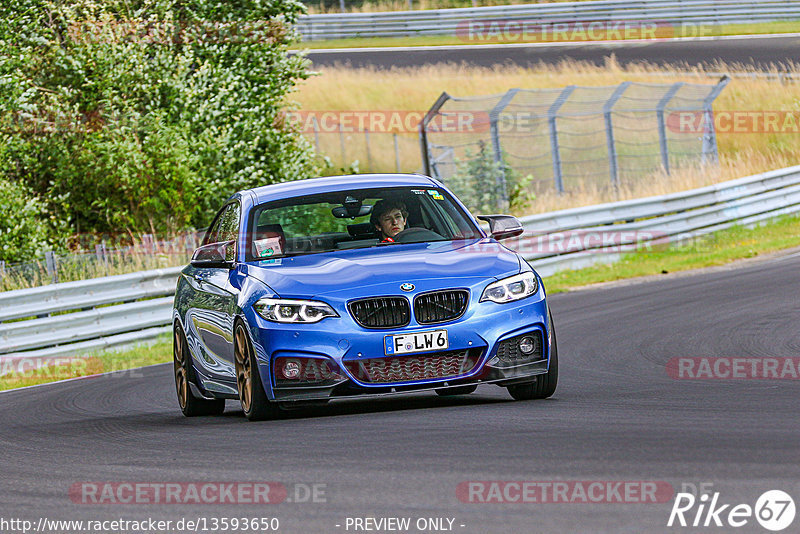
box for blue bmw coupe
[173,174,558,420]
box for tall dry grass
[291,58,800,215]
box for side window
[218,202,241,243]
[203,205,228,245]
[203,202,240,245]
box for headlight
[480,272,538,303]
[254,298,338,323]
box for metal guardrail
[0,267,182,372]
[297,0,800,40]
[2,165,800,368]
[521,165,800,276]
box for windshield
[245,186,483,261]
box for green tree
[0,0,316,248]
[0,176,66,261]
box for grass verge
[0,336,172,391]
[292,21,800,49]
[543,213,800,293]
[3,213,800,391]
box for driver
[370,199,408,242]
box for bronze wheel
[173,322,226,417]
[235,324,253,413]
[174,327,189,410]
[233,321,280,421]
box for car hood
[243,239,522,299]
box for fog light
[518,336,536,355]
[282,360,301,379]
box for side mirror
[477,215,524,241]
[191,240,236,268]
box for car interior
[249,188,476,260]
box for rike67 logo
[668,489,795,531]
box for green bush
[0,0,316,243]
[446,141,534,214]
[0,176,66,262]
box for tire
[435,385,478,396]
[173,323,226,417]
[507,312,559,401]
[234,322,281,421]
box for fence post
[489,89,519,211]
[339,122,346,167]
[0,260,5,280]
[419,92,451,178]
[656,82,684,175]
[548,85,575,194]
[603,82,631,189]
[364,128,372,172]
[142,234,155,254]
[311,115,320,153]
[45,250,58,284]
[701,75,731,164]
[393,133,401,172]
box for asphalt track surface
[305,35,800,70]
[2,252,800,533]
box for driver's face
[376,209,406,238]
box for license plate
[385,329,448,355]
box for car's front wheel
[507,314,559,401]
[234,322,281,421]
[174,323,225,416]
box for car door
[183,201,242,390]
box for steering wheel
[392,227,445,243]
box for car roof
[245,174,439,204]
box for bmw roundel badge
[400,283,415,292]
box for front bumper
[247,290,552,402]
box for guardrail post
[548,85,575,194]
[701,75,730,164]
[44,251,58,284]
[603,82,631,189]
[656,82,684,175]
[489,88,519,211]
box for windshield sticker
[258,259,282,266]
[254,237,282,258]
[427,189,444,200]
[412,189,426,195]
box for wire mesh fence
[420,76,730,211]
[301,121,424,174]
[0,232,203,291]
